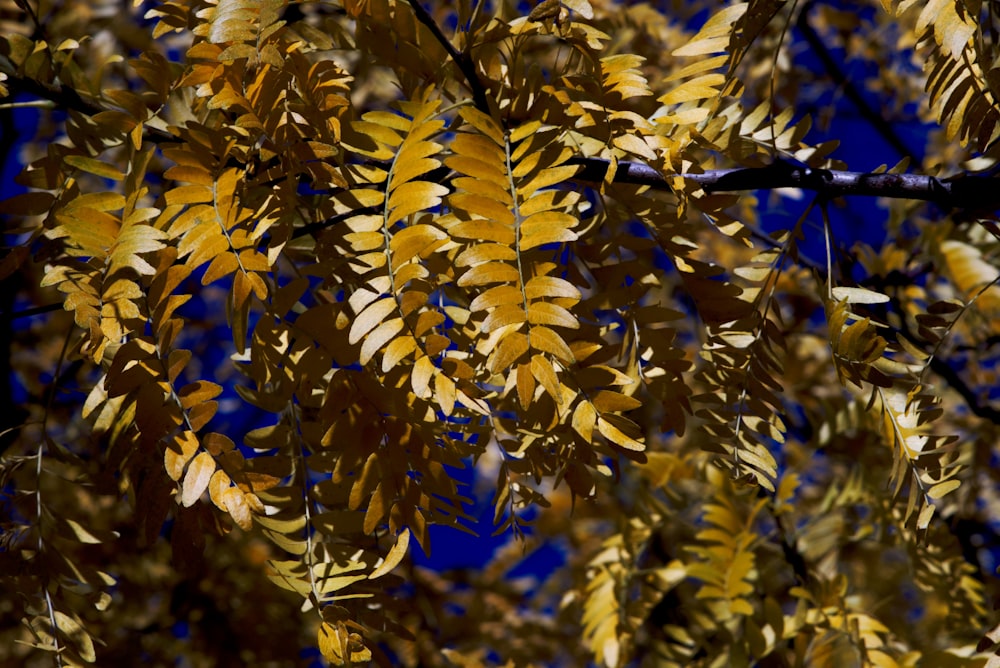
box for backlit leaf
[370,528,410,579]
[181,452,216,507]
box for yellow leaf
[351,119,404,148]
[453,175,513,206]
[527,302,579,329]
[382,335,418,372]
[165,184,213,206]
[349,296,396,345]
[597,415,645,451]
[659,74,725,105]
[508,121,542,145]
[222,488,253,530]
[516,362,536,410]
[318,622,344,664]
[524,275,582,301]
[471,285,523,312]
[344,228,385,253]
[51,611,96,662]
[64,154,126,180]
[178,380,223,409]
[412,355,436,398]
[458,261,521,287]
[563,0,594,19]
[491,332,529,372]
[612,133,658,161]
[370,528,410,579]
[927,479,961,499]
[917,503,935,530]
[386,181,449,226]
[444,132,508,170]
[360,317,405,365]
[591,390,642,413]
[413,308,444,335]
[390,223,446,265]
[202,252,239,285]
[531,354,562,403]
[482,304,527,332]
[450,209,516,240]
[520,211,578,251]
[530,326,575,363]
[671,5,746,57]
[654,107,711,126]
[831,286,890,304]
[165,430,200,482]
[390,157,441,191]
[57,517,118,544]
[445,154,508,187]
[164,165,214,185]
[208,469,231,510]
[238,248,271,272]
[572,399,597,441]
[517,164,580,199]
[362,110,412,133]
[70,191,127,212]
[460,107,505,145]
[180,451,215,507]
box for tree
[1,0,999,665]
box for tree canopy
[1,0,1000,665]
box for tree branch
[568,157,1000,209]
[928,357,1000,423]
[5,66,997,209]
[2,73,175,144]
[407,0,492,115]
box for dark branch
[773,507,812,585]
[2,74,175,144]
[796,0,919,163]
[406,1,492,115]
[1,303,62,319]
[568,157,1000,209]
[5,66,997,209]
[927,357,1000,424]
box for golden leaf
[529,326,575,363]
[180,451,216,507]
[527,302,579,329]
[370,528,411,579]
[165,430,200,482]
[491,332,530,372]
[597,415,645,451]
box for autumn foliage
[1,0,1000,665]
